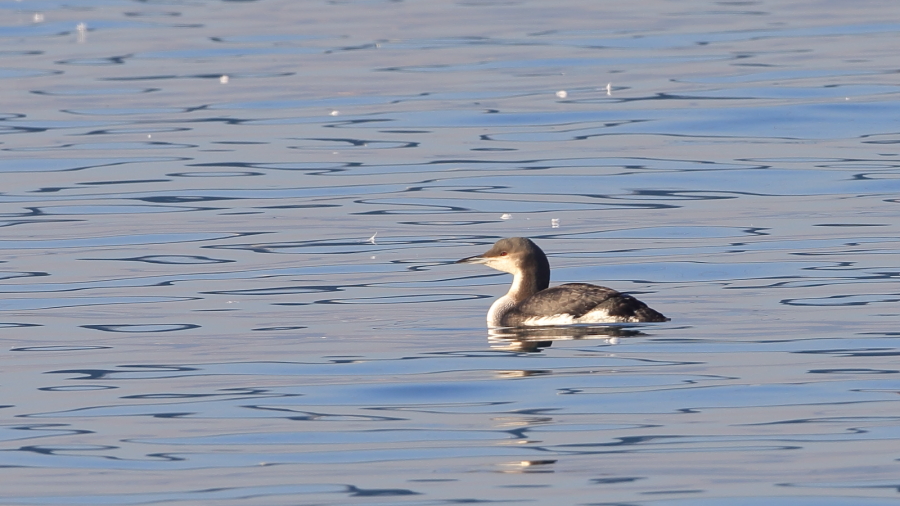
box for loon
[457,237,668,327]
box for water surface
[1,0,899,504]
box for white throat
[487,295,515,327]
[487,271,526,327]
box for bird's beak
[456,254,487,264]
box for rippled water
[2,0,900,504]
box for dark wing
[503,283,668,325]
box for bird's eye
[500,251,507,256]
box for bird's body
[457,237,668,327]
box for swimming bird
[457,237,668,327]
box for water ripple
[2,0,899,503]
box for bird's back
[502,283,668,326]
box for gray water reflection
[2,0,900,504]
[487,325,648,351]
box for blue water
[1,0,899,504]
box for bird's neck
[509,269,546,301]
[487,270,544,327]
[487,295,515,327]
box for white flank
[575,308,613,323]
[523,308,634,326]
[522,314,576,326]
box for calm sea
[1,0,899,504]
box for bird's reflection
[488,325,646,352]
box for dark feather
[502,283,668,326]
